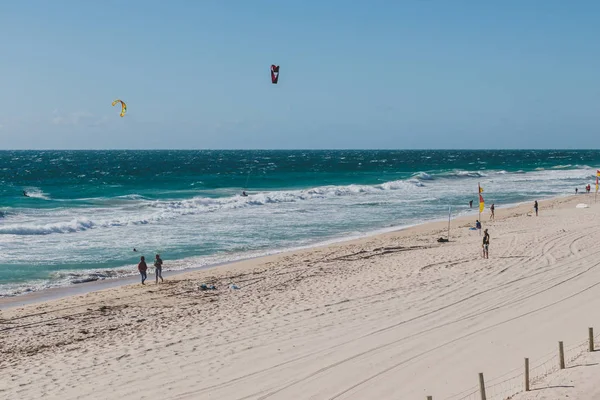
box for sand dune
[2,195,600,399]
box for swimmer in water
[242,191,248,197]
[23,190,29,197]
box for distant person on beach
[489,203,495,221]
[576,188,578,194]
[482,229,490,259]
[469,200,473,208]
[534,200,538,216]
[138,256,148,285]
[154,254,164,284]
[476,220,481,230]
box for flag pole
[478,182,481,236]
[594,170,600,203]
[447,205,451,241]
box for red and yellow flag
[478,184,484,212]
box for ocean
[1,150,598,297]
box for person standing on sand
[482,229,490,259]
[489,203,495,221]
[534,200,538,216]
[154,254,164,284]
[138,256,148,285]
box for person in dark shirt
[154,254,164,284]
[138,256,148,285]
[534,200,538,217]
[482,229,490,259]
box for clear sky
[1,1,599,149]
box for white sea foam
[1,179,430,236]
[1,166,597,296]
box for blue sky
[0,1,599,149]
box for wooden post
[559,341,565,369]
[524,358,530,391]
[479,372,487,400]
[589,327,595,352]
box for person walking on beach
[575,188,578,195]
[489,203,495,221]
[534,200,538,216]
[154,254,164,284]
[482,229,490,259]
[138,256,148,285]
[469,200,473,208]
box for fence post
[559,341,565,369]
[524,358,530,391]
[479,373,487,400]
[589,327,595,352]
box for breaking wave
[0,179,426,236]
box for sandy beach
[2,194,600,400]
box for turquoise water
[1,150,598,296]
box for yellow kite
[112,99,127,117]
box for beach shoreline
[0,194,561,310]
[3,151,596,304]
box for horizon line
[1,148,599,152]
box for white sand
[2,195,600,400]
